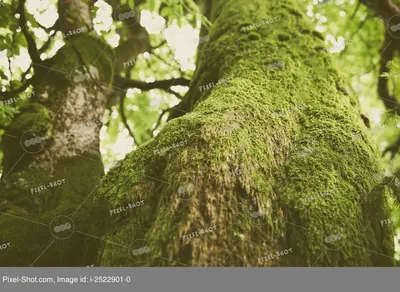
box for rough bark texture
[98,0,394,267]
[0,1,114,266]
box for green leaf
[0,42,8,50]
[148,0,156,11]
[381,110,399,127]
[381,60,400,79]
[0,70,7,79]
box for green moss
[248,31,261,40]
[312,30,325,41]
[278,32,291,41]
[11,102,53,133]
[98,0,394,267]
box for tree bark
[99,0,394,266]
[0,0,113,266]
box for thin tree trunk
[0,0,114,266]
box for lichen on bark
[0,30,114,265]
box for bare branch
[151,39,167,50]
[17,0,41,67]
[39,31,57,55]
[350,1,361,20]
[119,95,140,146]
[165,88,183,99]
[115,76,190,91]
[149,108,170,137]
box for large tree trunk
[99,0,394,266]
[0,1,114,266]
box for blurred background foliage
[0,0,400,260]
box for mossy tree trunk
[0,0,114,266]
[99,0,394,266]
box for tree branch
[149,108,170,137]
[39,31,57,54]
[17,0,41,67]
[0,79,33,99]
[350,1,361,20]
[378,32,400,114]
[359,0,400,158]
[151,39,167,50]
[165,88,183,99]
[340,20,367,56]
[115,76,190,91]
[151,53,191,79]
[383,135,400,159]
[119,95,140,146]
[359,0,400,21]
[0,124,11,131]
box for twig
[350,1,361,20]
[119,95,140,146]
[151,39,167,50]
[150,108,170,136]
